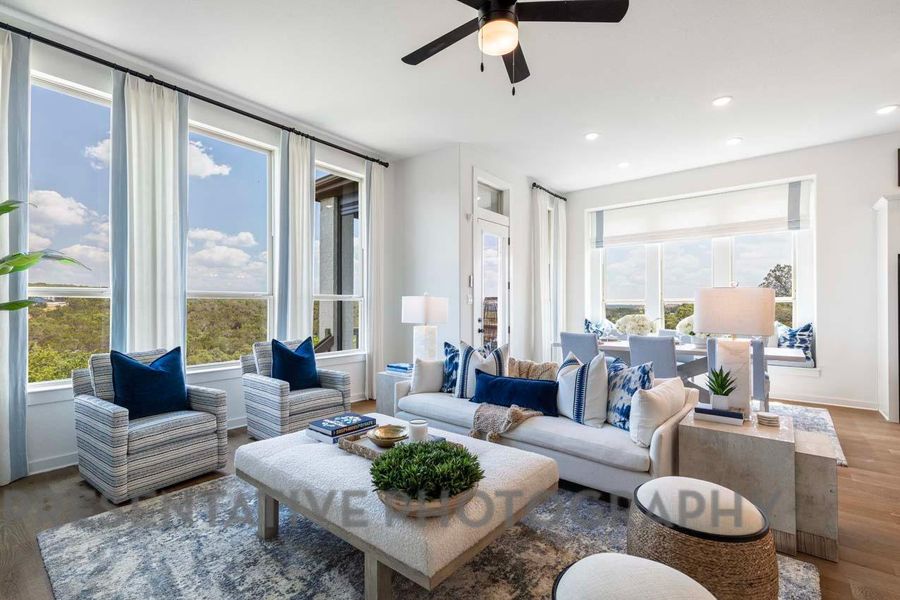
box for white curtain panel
[531,187,552,362]
[365,161,385,398]
[552,196,567,346]
[1,31,29,485]
[284,133,313,339]
[124,76,186,351]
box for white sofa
[394,381,699,499]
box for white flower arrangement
[615,313,658,336]
[675,315,708,338]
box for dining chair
[560,332,600,365]
[628,335,678,378]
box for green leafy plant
[0,201,87,311]
[708,366,737,397]
[370,441,485,501]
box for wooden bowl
[367,425,408,448]
[377,484,478,518]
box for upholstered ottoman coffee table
[627,476,779,600]
[235,413,558,600]
[553,553,714,599]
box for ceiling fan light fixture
[478,18,519,56]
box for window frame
[601,244,647,319]
[730,231,798,326]
[26,73,113,387]
[312,160,367,357]
[185,121,276,369]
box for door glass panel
[481,231,501,350]
[476,182,502,214]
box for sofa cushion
[455,341,508,399]
[411,358,445,394]
[253,338,310,378]
[397,393,478,429]
[127,410,216,455]
[442,342,460,393]
[501,417,651,473]
[471,370,559,416]
[111,347,188,420]
[272,338,320,391]
[607,361,654,431]
[630,378,686,448]
[557,352,608,427]
[286,387,344,416]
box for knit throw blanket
[470,403,543,443]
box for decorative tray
[338,432,455,461]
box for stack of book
[306,413,377,444]
[386,362,413,375]
[693,405,744,426]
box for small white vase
[711,394,732,412]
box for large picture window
[27,79,112,383]
[313,167,364,354]
[733,231,794,326]
[603,244,645,322]
[662,239,712,329]
[186,127,272,366]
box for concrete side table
[375,370,412,416]
[678,412,797,555]
[795,430,838,561]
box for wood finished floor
[2,399,899,600]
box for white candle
[409,419,428,442]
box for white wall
[385,144,537,363]
[567,131,900,411]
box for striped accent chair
[72,349,228,504]
[241,339,352,440]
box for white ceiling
[4,0,900,191]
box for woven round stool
[552,553,714,599]
[627,476,779,600]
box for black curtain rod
[0,20,390,168]
[532,182,566,202]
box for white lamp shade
[693,287,775,336]
[401,295,449,325]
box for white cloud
[191,245,251,268]
[29,233,52,251]
[188,258,267,293]
[29,190,90,236]
[188,227,256,248]
[60,244,110,268]
[84,137,111,170]
[83,221,110,247]
[189,140,231,178]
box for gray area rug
[38,476,821,599]
[768,401,848,466]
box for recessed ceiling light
[876,105,899,115]
[585,132,600,141]
[726,137,743,146]
[712,96,733,107]
[617,161,630,169]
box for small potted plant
[370,441,484,518]
[707,367,737,413]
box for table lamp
[401,294,449,362]
[694,287,775,418]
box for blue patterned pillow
[776,322,814,361]
[585,318,619,338]
[606,361,654,431]
[441,342,459,393]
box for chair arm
[394,379,412,415]
[188,385,227,425]
[318,368,351,406]
[74,394,129,432]
[649,388,699,477]
[73,394,129,502]
[242,373,289,398]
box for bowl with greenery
[370,441,485,518]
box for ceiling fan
[401,0,630,94]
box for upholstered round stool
[552,553,714,599]
[627,476,779,600]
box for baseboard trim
[28,451,78,475]
[769,393,877,411]
[227,416,247,430]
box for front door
[473,219,509,350]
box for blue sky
[27,83,270,292]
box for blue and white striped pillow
[454,341,508,399]
[556,352,608,427]
[607,361,655,431]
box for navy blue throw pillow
[471,370,559,417]
[110,347,188,420]
[271,338,320,391]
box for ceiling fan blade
[455,0,484,8]
[401,18,480,65]
[517,0,629,22]
[502,44,531,84]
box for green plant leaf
[0,299,34,311]
[370,440,484,501]
[0,200,25,216]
